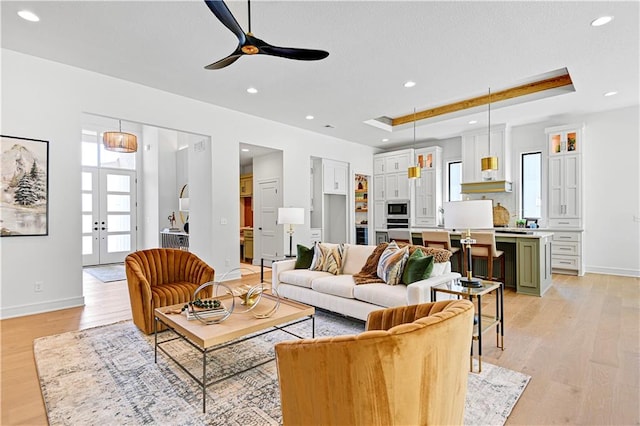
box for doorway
[82,167,137,266]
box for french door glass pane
[82,214,93,233]
[107,214,130,232]
[448,162,462,201]
[82,236,93,255]
[81,142,98,167]
[108,235,131,253]
[82,194,93,212]
[107,174,130,192]
[107,194,130,212]
[81,172,92,191]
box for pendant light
[481,88,498,177]
[103,120,138,153]
[407,108,421,179]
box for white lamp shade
[277,207,304,225]
[179,197,190,212]
[443,200,493,230]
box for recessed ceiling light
[403,81,416,88]
[241,148,250,152]
[603,91,618,97]
[591,16,613,27]
[18,10,40,22]
[246,87,258,94]
[468,120,478,124]
[382,138,389,142]
[305,115,314,120]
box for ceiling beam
[392,73,574,127]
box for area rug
[83,263,126,282]
[34,312,530,425]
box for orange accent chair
[275,299,474,425]
[125,248,215,334]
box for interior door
[257,179,282,259]
[82,167,137,266]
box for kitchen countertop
[375,228,554,239]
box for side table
[431,279,504,373]
[261,255,296,283]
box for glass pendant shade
[103,120,137,153]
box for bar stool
[388,229,412,244]
[422,230,462,273]
[467,231,505,283]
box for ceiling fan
[204,0,329,70]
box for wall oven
[386,201,410,228]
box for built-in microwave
[386,201,409,218]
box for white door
[82,167,137,266]
[257,179,282,259]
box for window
[448,161,462,201]
[521,152,542,218]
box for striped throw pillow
[376,241,410,285]
[310,243,344,275]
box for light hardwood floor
[1,271,638,425]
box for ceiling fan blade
[260,45,329,61]
[204,52,243,70]
[204,0,246,44]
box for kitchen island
[375,229,553,297]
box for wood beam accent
[392,73,573,126]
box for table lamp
[277,207,304,257]
[443,200,494,287]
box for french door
[82,167,137,266]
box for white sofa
[272,243,461,321]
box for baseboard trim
[585,266,640,278]
[0,296,85,319]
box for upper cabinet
[323,159,348,195]
[374,149,413,200]
[461,124,511,184]
[240,173,253,197]
[546,124,584,228]
[413,147,443,227]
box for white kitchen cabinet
[322,159,348,195]
[374,200,385,230]
[414,147,443,227]
[546,125,583,228]
[384,172,410,200]
[551,230,583,276]
[461,124,510,183]
[384,152,411,174]
[374,157,385,175]
[373,175,385,200]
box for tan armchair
[275,299,474,425]
[125,248,215,334]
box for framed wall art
[1,135,49,236]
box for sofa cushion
[377,242,409,285]
[402,250,434,285]
[279,269,333,289]
[342,244,376,275]
[311,274,356,299]
[431,261,447,277]
[353,283,407,308]
[310,243,344,275]
[294,244,314,269]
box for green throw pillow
[295,244,314,269]
[402,250,435,285]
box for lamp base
[459,276,483,288]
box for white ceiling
[2,1,638,149]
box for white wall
[0,49,375,318]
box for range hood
[460,180,512,194]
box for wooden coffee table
[154,293,314,412]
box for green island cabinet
[376,230,553,297]
[516,234,552,296]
